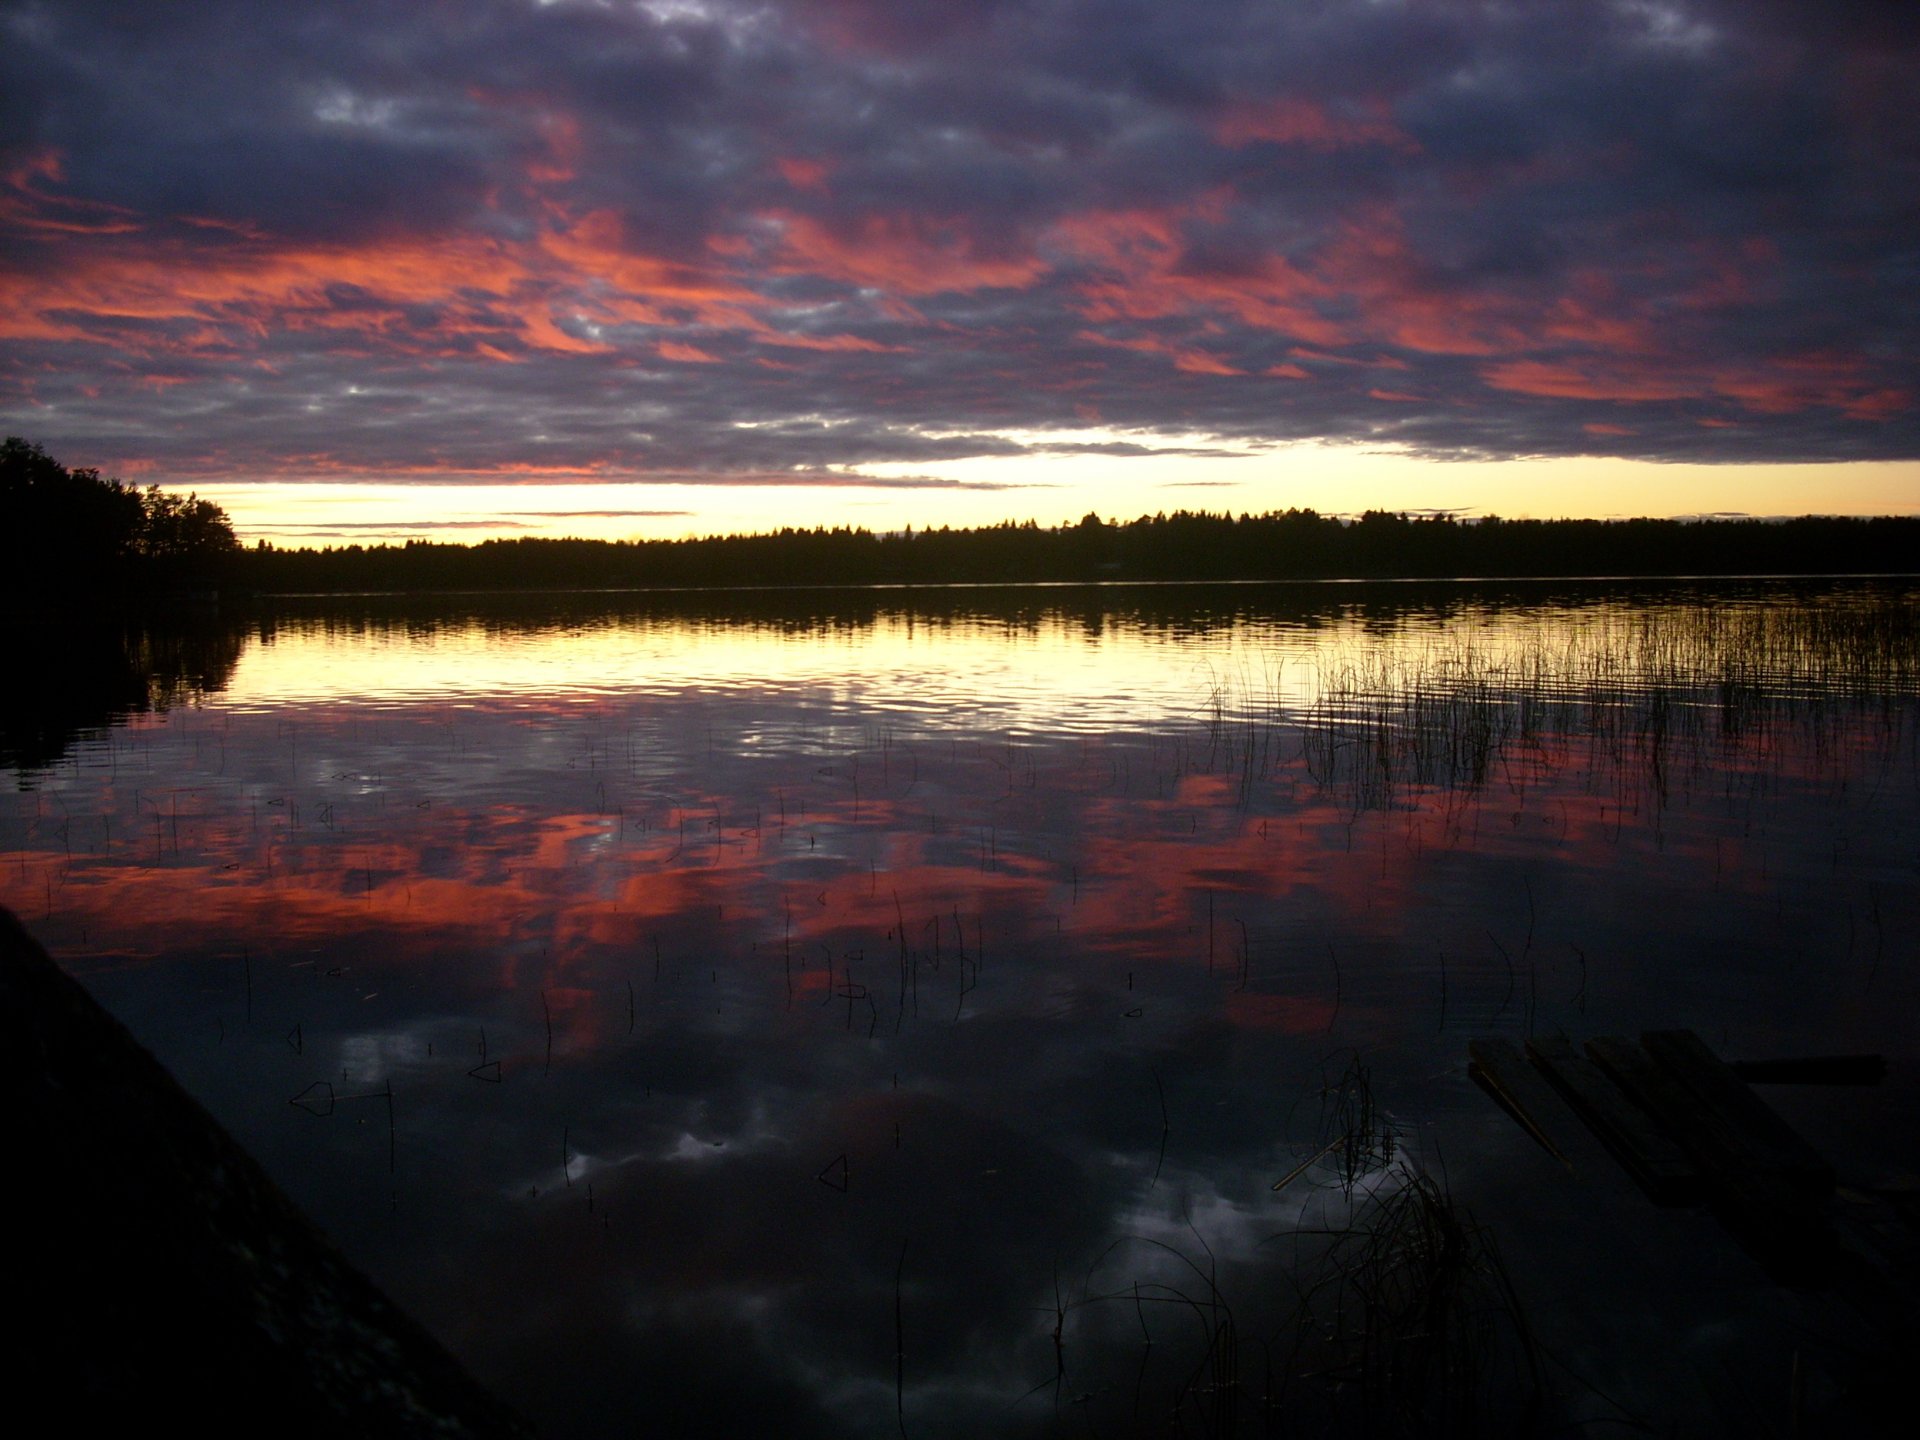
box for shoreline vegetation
[1,437,241,597]
[8,437,1919,598]
[245,509,1920,594]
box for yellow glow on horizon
[180,445,1920,548]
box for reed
[1277,591,1919,812]
[1271,1160,1543,1436]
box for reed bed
[1057,1059,1546,1436]
[1290,592,1919,804]
[1268,1160,1543,1438]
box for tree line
[249,507,1920,592]
[2,436,240,596]
[8,437,1916,595]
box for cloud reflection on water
[3,582,1917,1435]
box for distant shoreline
[245,570,1920,603]
[234,511,1920,595]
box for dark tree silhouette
[2,436,143,590]
[134,486,241,563]
[240,507,1920,594]
[1,437,239,594]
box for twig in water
[895,1238,909,1439]
[1271,1136,1346,1194]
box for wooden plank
[1640,1030,1835,1196]
[1730,1054,1886,1086]
[1586,1034,1762,1176]
[1468,1037,1572,1168]
[1584,1035,1833,1280]
[1524,1035,1702,1205]
[0,905,534,1436]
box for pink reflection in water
[4,588,1918,1438]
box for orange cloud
[775,157,830,192]
[1053,199,1552,358]
[1070,241,1345,349]
[1480,360,1694,403]
[528,111,584,185]
[0,171,837,366]
[1707,351,1910,419]
[539,209,769,328]
[755,331,906,354]
[1077,329,1246,376]
[658,340,721,363]
[0,146,144,237]
[1485,350,1910,419]
[752,209,1049,295]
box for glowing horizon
[6,4,1917,538]
[178,447,1920,549]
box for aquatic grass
[1048,1140,1544,1436]
[1282,590,1920,811]
[1036,1219,1245,1437]
[8,584,1914,1437]
[1266,1159,1544,1438]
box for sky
[4,0,1918,545]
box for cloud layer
[4,0,1917,486]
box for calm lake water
[5,580,1918,1436]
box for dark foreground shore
[0,906,530,1437]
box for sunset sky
[4,0,1917,546]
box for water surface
[5,580,1917,1435]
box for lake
[5,578,1917,1436]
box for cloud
[3,0,1915,486]
[517,508,695,519]
[269,510,701,536]
[661,470,1049,491]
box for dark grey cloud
[3,0,1916,489]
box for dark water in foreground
[5,580,1917,1436]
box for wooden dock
[1471,1029,1916,1294]
[1,905,532,1436]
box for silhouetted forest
[9,435,1914,594]
[246,508,1920,593]
[2,437,239,597]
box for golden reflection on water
[225,606,1299,716]
[3,583,1916,1439]
[225,585,1919,727]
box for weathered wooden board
[1525,1035,1703,1205]
[1731,1054,1887,1086]
[1585,1034,1834,1279]
[0,905,533,1436]
[1468,1037,1572,1167]
[1640,1030,1835,1197]
[1585,1034,1763,1176]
